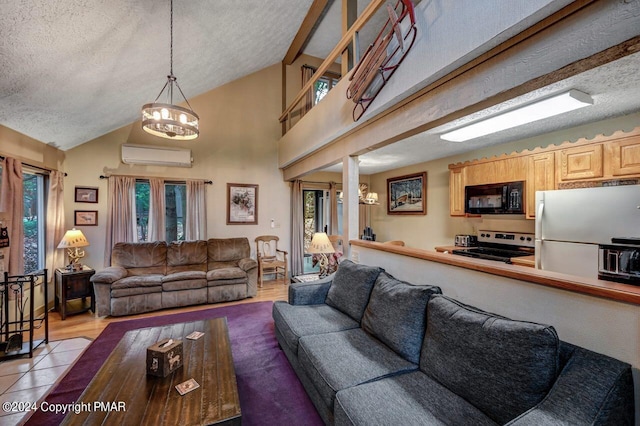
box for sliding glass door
[302,188,342,273]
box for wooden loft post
[341,0,357,77]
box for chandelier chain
[170,0,174,77]
[141,0,199,140]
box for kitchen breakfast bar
[352,240,640,305]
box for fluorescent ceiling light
[441,90,593,142]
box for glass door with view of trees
[135,180,186,242]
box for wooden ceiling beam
[283,0,329,65]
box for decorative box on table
[146,338,183,377]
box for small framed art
[227,183,258,225]
[75,186,98,203]
[74,210,98,226]
[387,172,427,215]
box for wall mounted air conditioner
[121,144,192,167]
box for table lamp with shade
[307,232,336,277]
[57,228,89,271]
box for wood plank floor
[36,279,289,342]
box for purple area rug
[26,301,322,426]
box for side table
[55,267,95,320]
[291,273,321,283]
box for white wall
[63,64,291,269]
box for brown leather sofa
[91,238,258,317]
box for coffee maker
[361,226,376,241]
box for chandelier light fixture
[142,0,199,140]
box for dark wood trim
[283,0,329,65]
[282,3,638,180]
[279,0,386,123]
[351,240,640,305]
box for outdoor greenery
[135,181,186,242]
[23,173,40,273]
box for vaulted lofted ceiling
[1,0,326,150]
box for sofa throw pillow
[325,260,382,322]
[361,272,442,364]
[421,295,560,424]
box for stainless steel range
[452,230,534,263]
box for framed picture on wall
[74,210,98,226]
[75,186,98,203]
[227,183,258,225]
[387,172,427,215]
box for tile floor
[0,338,91,426]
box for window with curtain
[23,172,45,273]
[314,74,339,105]
[0,162,47,274]
[135,180,186,242]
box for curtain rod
[0,155,67,176]
[99,175,212,184]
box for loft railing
[279,0,386,133]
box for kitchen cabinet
[464,157,527,186]
[449,167,465,216]
[526,152,555,219]
[448,126,640,218]
[557,144,603,182]
[608,136,640,176]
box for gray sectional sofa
[272,260,635,425]
[92,238,257,317]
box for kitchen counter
[434,246,535,268]
[510,255,535,267]
[352,240,640,305]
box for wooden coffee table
[62,317,241,425]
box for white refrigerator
[534,185,640,278]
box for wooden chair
[255,235,288,287]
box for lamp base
[317,254,330,278]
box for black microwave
[465,181,524,215]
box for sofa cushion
[422,296,560,424]
[334,371,497,426]
[325,260,382,322]
[111,286,163,298]
[207,238,250,266]
[361,271,441,364]
[111,241,167,276]
[272,301,359,354]
[161,278,207,292]
[298,328,417,411]
[166,240,207,274]
[206,267,246,281]
[162,270,207,283]
[111,274,164,289]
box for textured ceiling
[323,52,640,175]
[0,0,315,150]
